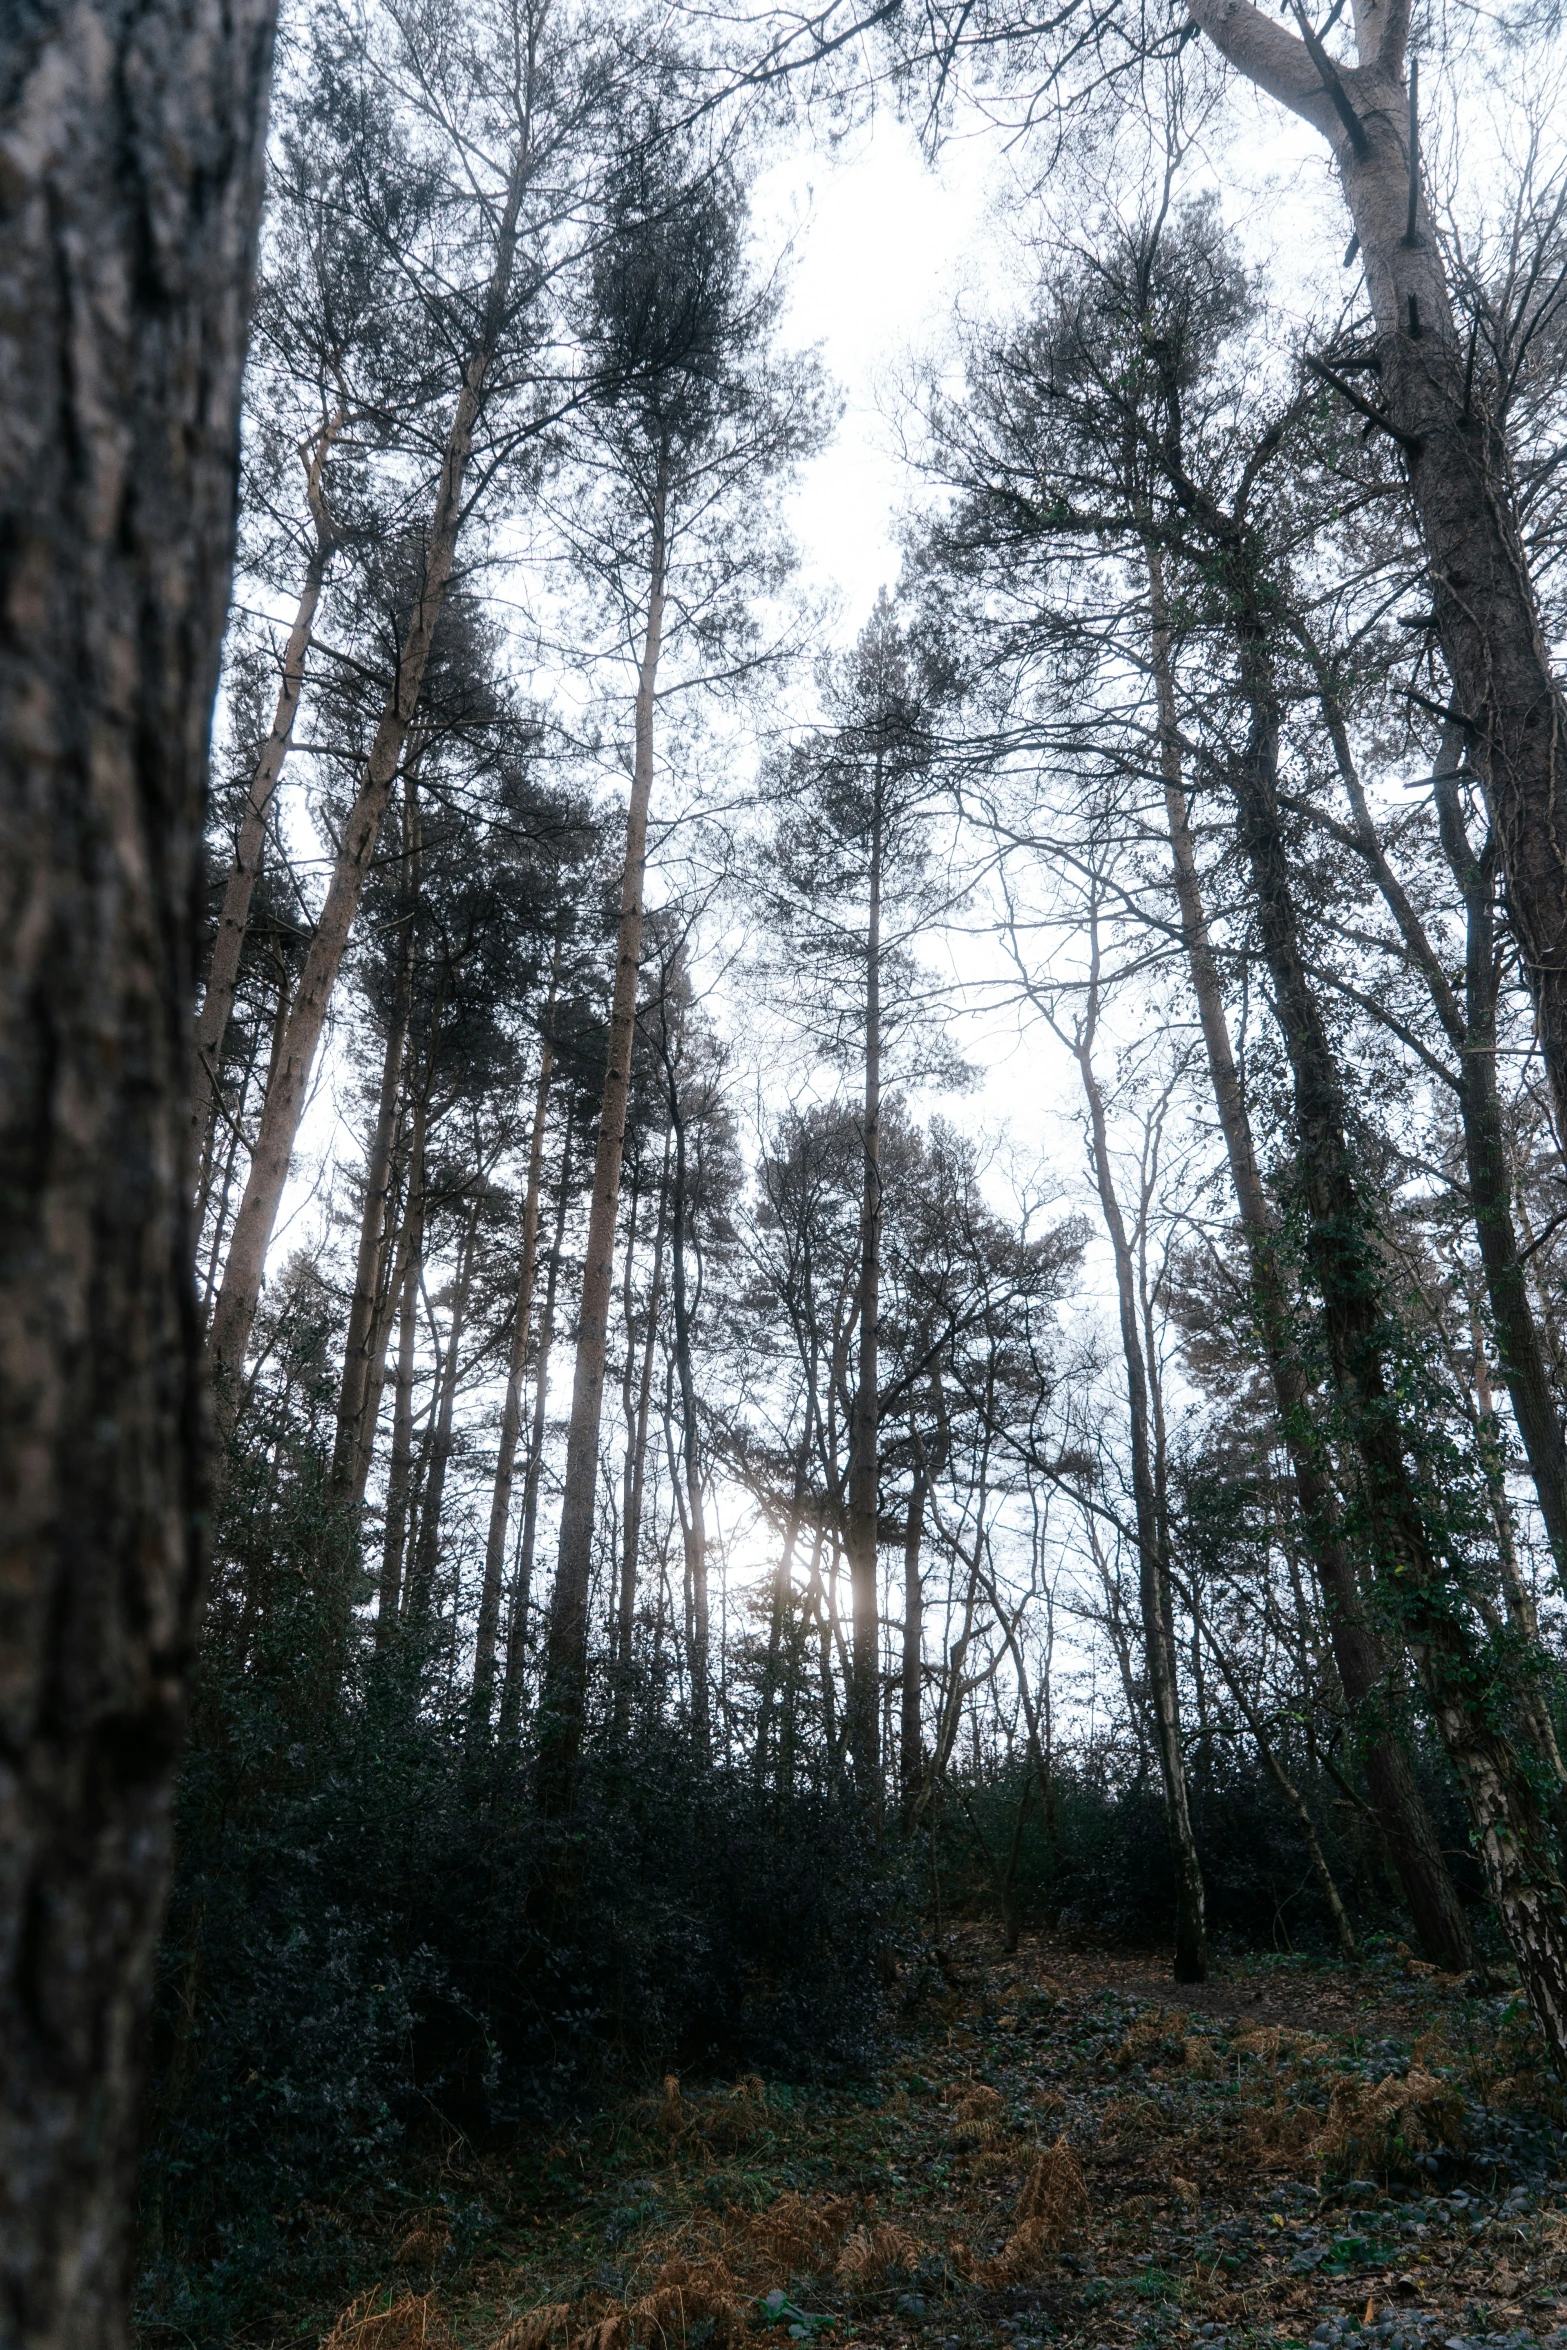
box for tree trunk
[472,1014,557,1724]
[197,995,265,1312]
[616,1127,670,1734]
[375,1095,425,1637]
[1308,700,1567,1782]
[499,1101,575,1742]
[191,406,342,1152]
[1148,547,1473,1971]
[1307,663,1567,1583]
[756,1444,809,1785]
[846,763,885,1790]
[667,1050,711,1759]
[538,466,667,1802]
[1073,925,1208,1981]
[405,1200,481,1630]
[1466,1300,1567,1787]
[1428,742,1567,1574]
[1187,0,1567,1140]
[1177,1564,1359,1962]
[759,1330,822,1787]
[332,780,419,1501]
[1206,504,1567,2048]
[900,1461,927,1807]
[0,0,275,2339]
[377,1171,423,1648]
[206,142,534,1419]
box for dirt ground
[305,1932,1567,2350]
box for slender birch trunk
[197,1001,265,1312]
[846,763,884,1788]
[539,464,668,1800]
[756,1442,809,1784]
[206,137,534,1421]
[667,1053,711,1758]
[405,1200,481,1628]
[1147,546,1473,1971]
[900,1457,927,1806]
[616,1127,670,1731]
[499,1101,575,1741]
[1466,1304,1567,1787]
[353,1174,421,1517]
[333,773,420,1498]
[377,1109,425,1645]
[615,1153,645,1685]
[758,1319,822,1785]
[471,997,558,1721]
[191,405,343,1154]
[1072,916,1209,1981]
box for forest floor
[305,1932,1567,2350]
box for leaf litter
[303,1932,1567,2350]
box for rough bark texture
[1148,553,1473,1971]
[1189,0,1567,1142]
[0,1,275,2340]
[538,487,666,1802]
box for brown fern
[744,2191,852,2275]
[981,2139,1089,2284]
[835,2222,920,2283]
[950,2085,1005,2146]
[1312,2067,1463,2180]
[486,2307,574,2350]
[322,2291,452,2350]
[392,2215,451,2272]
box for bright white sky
[757,110,999,637]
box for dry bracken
[393,2216,451,2271]
[835,2221,921,2282]
[744,2191,852,2275]
[323,2292,452,2350]
[704,2076,769,2151]
[950,2084,1005,2145]
[486,2307,574,2350]
[1238,2026,1328,2062]
[1114,2011,1182,2069]
[981,2138,1089,2283]
[1313,2068,1464,2179]
[1182,2035,1222,2077]
[657,2076,689,2141]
